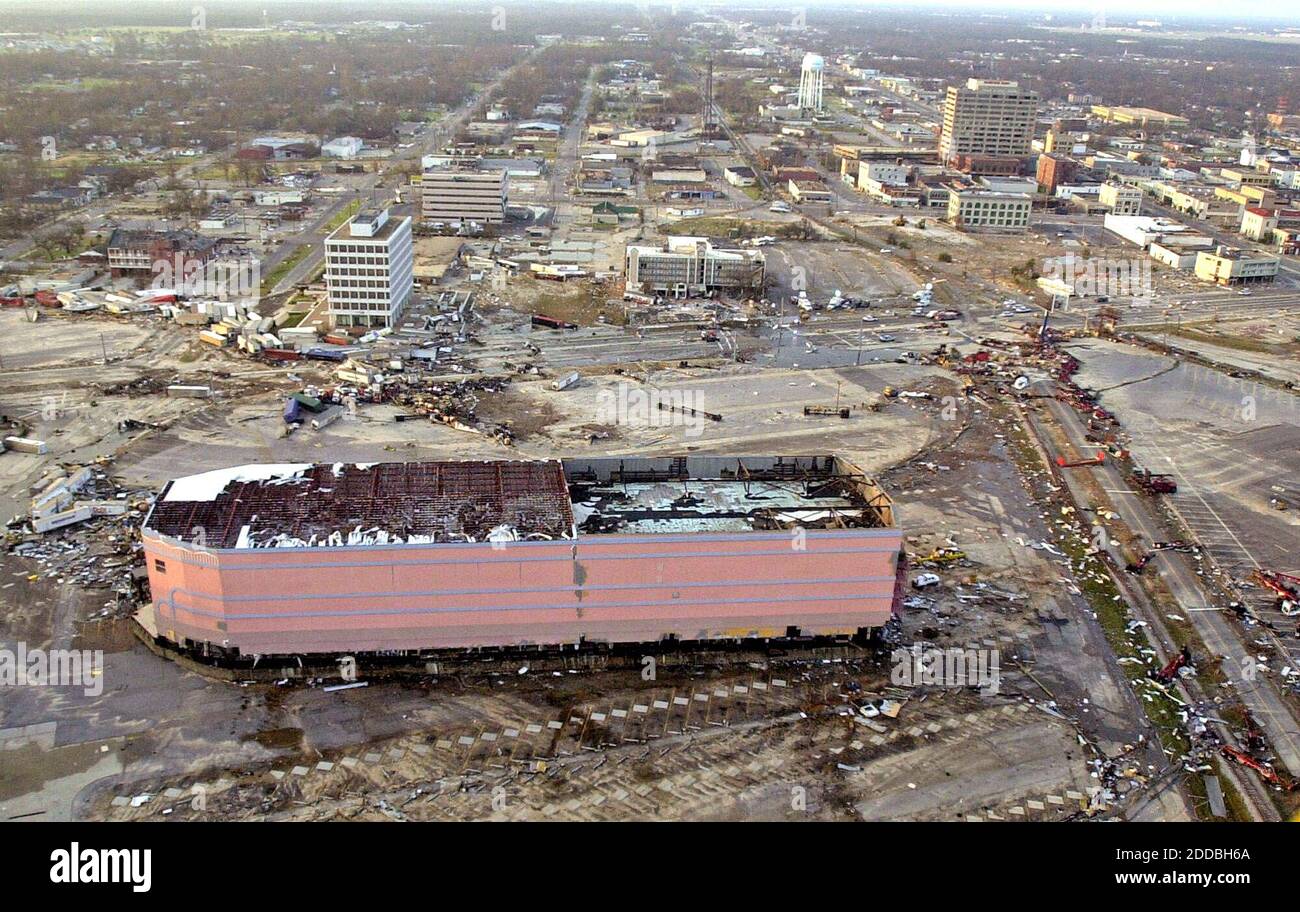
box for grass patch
[669,216,787,238]
[323,198,363,234]
[260,244,313,296]
[1158,325,1295,355]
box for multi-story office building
[324,207,413,328]
[624,236,765,297]
[421,167,507,224]
[1036,154,1077,194]
[945,186,1032,232]
[939,78,1039,164]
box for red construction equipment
[1220,745,1290,789]
[1056,450,1106,468]
[1132,467,1177,494]
[1151,646,1192,684]
[1251,569,1300,615]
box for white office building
[322,136,364,158]
[625,236,765,298]
[946,188,1032,232]
[324,207,413,328]
[421,168,508,224]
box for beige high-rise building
[939,78,1039,164]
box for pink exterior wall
[142,528,904,655]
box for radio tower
[701,58,716,139]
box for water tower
[798,53,825,113]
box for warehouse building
[624,236,765,297]
[420,166,508,224]
[137,457,903,661]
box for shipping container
[263,348,304,362]
[3,436,49,455]
[166,385,213,399]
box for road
[260,55,544,297]
[1038,385,1300,780]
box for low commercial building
[1193,245,1280,285]
[789,179,833,203]
[856,160,910,188]
[1090,105,1188,129]
[1099,182,1143,216]
[421,167,508,224]
[945,186,1031,232]
[624,236,765,297]
[951,154,1023,177]
[1145,181,1240,223]
[651,168,707,184]
[723,165,757,187]
[324,206,414,328]
[1240,206,1278,242]
[106,229,217,280]
[322,136,364,158]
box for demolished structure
[137,456,903,661]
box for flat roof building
[1090,105,1188,129]
[137,456,903,661]
[324,206,414,328]
[939,78,1039,164]
[625,236,765,298]
[421,167,508,224]
[1193,245,1280,285]
[945,185,1032,232]
[1099,181,1143,216]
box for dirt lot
[1,360,1181,821]
[0,239,1192,824]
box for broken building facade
[138,456,903,661]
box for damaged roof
[145,461,575,549]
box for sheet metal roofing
[146,461,575,548]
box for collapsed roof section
[146,461,575,548]
[144,456,894,550]
[564,455,894,535]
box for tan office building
[939,79,1039,164]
